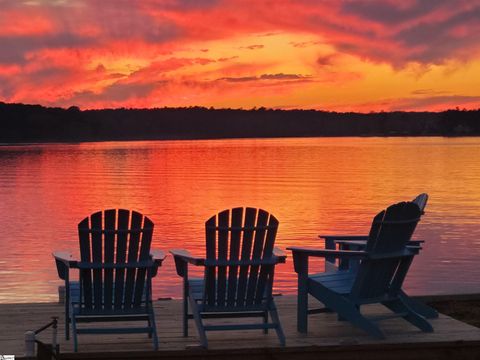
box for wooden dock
[1,296,480,360]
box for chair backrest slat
[205,215,217,306]
[245,209,269,306]
[90,211,103,310]
[236,208,257,307]
[227,207,243,306]
[78,217,92,309]
[254,215,278,304]
[78,209,154,312]
[124,211,143,309]
[351,202,421,301]
[103,209,116,311]
[216,210,229,307]
[114,209,129,309]
[203,208,279,309]
[133,216,154,307]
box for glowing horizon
[0,0,479,112]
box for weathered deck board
[1,296,480,359]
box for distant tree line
[0,102,479,143]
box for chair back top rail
[76,260,155,270]
[78,228,153,234]
[205,225,278,231]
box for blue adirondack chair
[320,193,437,319]
[53,209,166,351]
[288,201,434,338]
[322,194,428,266]
[170,207,286,348]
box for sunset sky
[0,0,479,111]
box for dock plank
[1,296,479,359]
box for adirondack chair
[322,193,428,270]
[320,193,437,319]
[170,207,286,348]
[288,201,434,338]
[53,209,166,351]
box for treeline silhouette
[1,102,479,143]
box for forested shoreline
[1,102,479,143]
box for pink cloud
[0,0,479,110]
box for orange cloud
[0,0,479,111]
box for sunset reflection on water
[1,137,480,303]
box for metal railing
[25,317,59,359]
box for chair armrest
[273,247,287,263]
[288,246,367,274]
[150,249,167,264]
[319,235,369,241]
[149,249,167,277]
[334,239,368,247]
[170,249,204,265]
[320,235,369,257]
[53,251,78,267]
[409,240,424,245]
[406,245,422,254]
[334,239,423,247]
[52,251,78,280]
[325,238,424,250]
[170,249,205,277]
[287,246,367,258]
[369,248,418,259]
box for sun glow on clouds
[0,0,479,111]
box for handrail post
[52,316,58,355]
[24,330,35,357]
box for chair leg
[263,311,268,334]
[188,296,208,348]
[338,304,359,321]
[269,303,286,346]
[312,288,385,339]
[65,284,70,340]
[147,317,152,338]
[297,275,309,333]
[339,305,385,338]
[71,315,78,352]
[148,311,159,350]
[384,299,434,333]
[183,284,189,337]
[65,315,70,340]
[398,290,439,319]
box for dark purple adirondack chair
[53,209,165,351]
[171,207,286,348]
[289,201,434,338]
[320,193,437,319]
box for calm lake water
[1,137,480,303]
